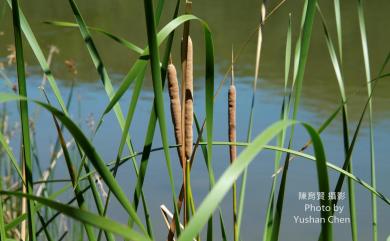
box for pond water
[1,0,390,240]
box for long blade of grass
[237,2,266,238]
[66,0,140,176]
[379,52,390,75]
[0,94,148,235]
[303,124,333,241]
[357,1,376,240]
[5,184,70,232]
[10,1,36,240]
[198,141,390,206]
[178,120,333,241]
[6,0,67,113]
[43,91,97,241]
[262,13,292,241]
[317,5,358,240]
[0,177,6,240]
[10,133,390,237]
[130,2,181,239]
[103,14,212,118]
[0,132,23,181]
[44,21,143,54]
[142,1,182,238]
[194,114,227,241]
[331,74,377,211]
[270,1,317,240]
[0,191,151,241]
[66,0,136,156]
[4,7,111,237]
[131,11,214,231]
[333,0,342,62]
[65,2,149,235]
[98,68,148,240]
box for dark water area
[0,0,390,240]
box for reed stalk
[228,48,238,241]
[181,0,193,226]
[237,1,266,239]
[357,1,376,240]
[11,0,36,240]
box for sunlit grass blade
[0,191,151,241]
[36,211,54,241]
[237,2,266,238]
[112,69,146,166]
[178,120,333,241]
[99,15,213,119]
[42,91,97,241]
[0,178,6,240]
[143,0,181,238]
[263,13,292,241]
[65,1,149,235]
[357,1,376,240]
[0,94,148,235]
[6,0,68,113]
[44,21,143,54]
[66,0,141,189]
[379,52,390,75]
[131,1,180,237]
[333,0,342,62]
[5,183,72,233]
[194,114,228,241]
[317,4,358,240]
[219,212,228,241]
[201,140,390,206]
[99,68,149,240]
[303,124,333,241]
[271,1,317,240]
[0,132,23,181]
[130,12,215,237]
[331,75,378,214]
[10,1,36,240]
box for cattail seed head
[228,85,237,162]
[184,37,193,160]
[167,62,183,166]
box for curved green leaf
[44,21,143,54]
[0,191,151,241]
[0,93,147,235]
[178,120,332,241]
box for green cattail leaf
[0,191,151,241]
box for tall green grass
[1,0,390,241]
[11,0,36,240]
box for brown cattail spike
[167,61,183,166]
[184,36,193,161]
[228,85,237,162]
[229,46,237,162]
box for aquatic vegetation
[0,0,389,241]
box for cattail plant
[228,47,238,241]
[181,0,193,225]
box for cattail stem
[229,47,238,241]
[229,84,238,241]
[21,158,27,241]
[181,1,193,226]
